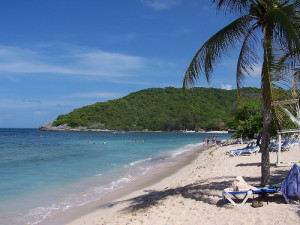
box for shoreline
[41,143,209,225]
[61,143,300,225]
[39,121,228,133]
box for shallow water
[0,129,232,225]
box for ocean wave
[129,157,152,166]
[22,166,154,224]
[169,142,204,157]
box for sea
[0,128,232,225]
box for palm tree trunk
[261,25,273,186]
[261,87,271,186]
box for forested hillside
[51,87,261,131]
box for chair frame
[222,187,278,206]
[227,146,259,157]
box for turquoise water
[0,129,231,225]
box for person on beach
[207,137,210,146]
[216,136,220,145]
[212,136,216,145]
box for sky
[0,0,262,128]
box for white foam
[170,142,204,157]
[129,157,152,166]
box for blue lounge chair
[269,138,287,152]
[228,147,259,157]
[227,142,253,154]
[222,187,278,206]
[288,137,299,150]
[269,138,298,152]
[227,142,259,157]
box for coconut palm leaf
[268,4,300,53]
[183,15,253,89]
[212,0,252,14]
[236,24,259,96]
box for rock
[39,121,111,132]
[39,121,71,131]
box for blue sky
[0,0,262,128]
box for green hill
[49,87,261,131]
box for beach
[65,143,300,225]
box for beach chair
[226,142,252,155]
[222,187,278,206]
[269,138,292,152]
[282,139,292,151]
[288,137,299,150]
[222,189,253,206]
[227,147,259,157]
[227,142,259,157]
[279,137,299,151]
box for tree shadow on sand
[235,162,292,186]
[118,177,232,212]
[270,169,290,185]
[235,162,277,167]
[100,173,288,213]
[99,176,229,211]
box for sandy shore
[204,130,228,133]
[65,143,300,225]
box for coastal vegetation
[183,0,300,186]
[51,87,261,131]
[232,98,298,140]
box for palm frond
[271,33,300,129]
[267,3,300,56]
[212,0,251,14]
[236,23,260,96]
[291,0,300,10]
[183,15,254,90]
[271,84,300,130]
[272,27,300,92]
[292,69,300,95]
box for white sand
[66,143,300,225]
[204,130,228,133]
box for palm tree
[183,0,300,186]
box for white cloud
[221,84,232,90]
[141,0,181,10]
[0,45,147,77]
